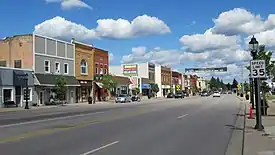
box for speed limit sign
[250,60,266,78]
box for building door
[15,86,21,107]
[39,91,44,105]
[70,91,74,104]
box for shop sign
[123,64,138,76]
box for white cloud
[46,0,92,10]
[245,29,275,48]
[211,8,275,36]
[121,47,181,65]
[34,16,98,40]
[179,28,241,52]
[34,15,170,40]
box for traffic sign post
[250,59,265,130]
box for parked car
[182,91,189,97]
[228,91,233,94]
[201,91,208,97]
[115,94,132,103]
[167,93,174,98]
[213,91,221,97]
[175,92,184,99]
[131,95,141,102]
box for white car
[115,94,132,103]
[213,91,221,97]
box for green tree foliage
[101,74,117,91]
[55,75,68,101]
[226,83,232,90]
[209,77,227,90]
[232,78,238,89]
[244,81,250,92]
[150,83,159,93]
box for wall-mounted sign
[123,64,138,76]
[142,84,151,89]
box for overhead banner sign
[123,64,138,76]
[185,67,227,73]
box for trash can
[88,96,93,104]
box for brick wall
[75,43,95,81]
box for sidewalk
[0,97,169,113]
[244,98,275,155]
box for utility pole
[241,64,244,94]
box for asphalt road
[0,95,241,155]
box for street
[0,95,241,155]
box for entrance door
[39,91,44,105]
[15,86,21,107]
[70,91,74,104]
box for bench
[3,101,18,108]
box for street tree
[55,75,68,102]
[101,74,118,98]
[232,78,238,89]
[209,77,217,90]
[226,83,232,90]
[150,83,159,94]
[246,45,275,78]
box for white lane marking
[177,114,188,119]
[80,141,119,155]
[0,111,104,128]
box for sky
[1,0,275,83]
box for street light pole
[249,36,264,130]
[250,77,255,109]
[24,73,29,109]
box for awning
[95,82,103,88]
[35,73,80,86]
[13,70,34,87]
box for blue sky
[1,0,275,83]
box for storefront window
[3,89,12,102]
[121,86,127,94]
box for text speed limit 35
[250,60,266,78]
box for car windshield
[214,91,219,93]
[118,94,127,97]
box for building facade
[93,47,109,101]
[33,34,79,105]
[0,35,33,69]
[0,35,35,107]
[0,67,34,107]
[172,71,183,93]
[197,77,207,91]
[109,62,155,96]
[155,65,172,97]
[73,40,95,103]
[111,76,131,96]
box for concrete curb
[225,99,246,155]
